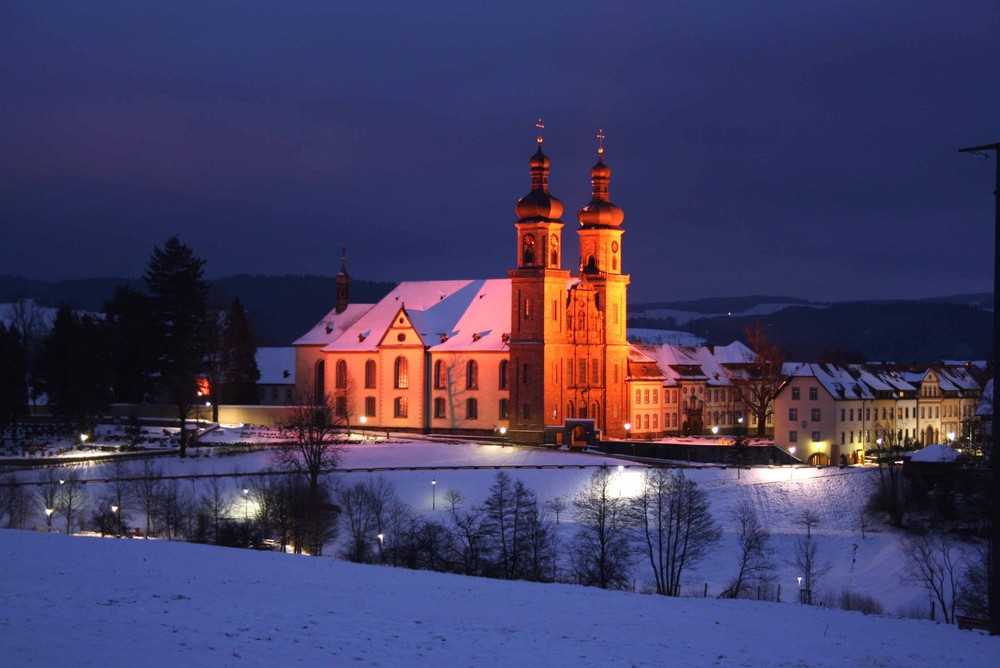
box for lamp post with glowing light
[45,507,54,530]
[243,488,249,521]
[79,433,88,450]
[624,422,631,441]
[789,446,797,480]
[360,415,367,439]
[377,532,384,562]
[431,479,437,510]
[110,504,120,537]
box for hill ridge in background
[1,274,992,359]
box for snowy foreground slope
[1,532,995,667]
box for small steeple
[335,244,351,314]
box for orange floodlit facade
[294,130,636,444]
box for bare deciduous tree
[571,466,633,590]
[131,459,165,538]
[720,494,774,599]
[903,533,962,624]
[276,395,347,555]
[54,471,88,534]
[736,321,785,437]
[628,468,720,596]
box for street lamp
[360,415,367,438]
[243,488,249,521]
[789,446,797,480]
[431,479,437,510]
[110,505,120,537]
[624,422,631,441]
[947,431,956,444]
[499,426,507,436]
[79,433,88,449]
[45,507,54,529]
[711,425,719,436]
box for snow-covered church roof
[320,279,511,353]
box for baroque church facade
[294,132,636,444]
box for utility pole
[959,141,1000,635]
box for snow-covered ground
[1,529,994,667]
[4,438,983,619]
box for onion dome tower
[514,121,564,269]
[577,131,625,274]
[508,120,571,444]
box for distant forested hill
[0,274,395,345]
[671,301,992,363]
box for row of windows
[788,430,822,443]
[335,358,515,393]
[334,359,380,389]
[790,387,820,401]
[634,388,659,405]
[788,408,822,421]
[433,359,509,391]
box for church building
[294,131,635,444]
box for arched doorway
[809,452,831,467]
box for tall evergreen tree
[220,297,260,406]
[0,323,28,443]
[144,236,210,456]
[37,305,111,431]
[104,285,158,403]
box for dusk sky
[2,1,998,303]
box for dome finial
[536,117,545,145]
[597,128,605,156]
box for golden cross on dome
[536,118,545,143]
[597,128,605,155]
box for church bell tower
[508,122,571,443]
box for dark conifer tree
[220,297,260,406]
[0,323,29,442]
[144,236,210,456]
[38,306,111,432]
[104,285,158,403]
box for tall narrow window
[394,356,408,389]
[566,359,574,386]
[466,398,478,419]
[335,359,348,389]
[499,398,509,419]
[314,360,326,404]
[592,359,599,385]
[466,360,478,390]
[434,360,446,389]
[335,396,347,417]
[567,402,575,418]
[499,360,508,390]
[365,396,376,417]
[365,360,376,389]
[579,359,587,386]
[522,363,530,384]
[434,397,446,419]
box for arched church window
[394,357,408,389]
[466,360,478,390]
[499,360,508,390]
[522,234,535,266]
[549,235,559,266]
[434,360,446,389]
[365,360,376,388]
[335,359,347,389]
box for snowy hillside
[1,530,994,667]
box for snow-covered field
[1,529,994,667]
[4,438,994,664]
